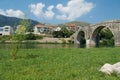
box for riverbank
[33,37,71,43]
[1,37,72,44]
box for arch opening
[77,31,86,47]
[92,26,114,47]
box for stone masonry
[71,20,120,47]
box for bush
[52,28,74,38]
[100,28,114,47]
[13,34,25,41]
[61,39,66,44]
[68,40,74,44]
[35,35,43,40]
[25,33,36,40]
[2,35,12,40]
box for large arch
[91,26,114,47]
[77,31,86,47]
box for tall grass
[0,48,120,80]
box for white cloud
[29,3,55,19]
[29,3,45,17]
[56,0,94,21]
[0,9,25,18]
[0,9,6,15]
[44,5,55,19]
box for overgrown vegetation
[52,27,74,38]
[0,33,43,41]
[100,28,114,47]
[0,48,120,80]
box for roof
[34,23,45,28]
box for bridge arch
[77,30,86,47]
[91,25,115,47]
[73,20,120,47]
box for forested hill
[58,21,91,27]
[65,21,91,26]
[0,15,39,28]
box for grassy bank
[0,48,120,80]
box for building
[0,26,13,36]
[34,23,57,35]
[34,23,46,35]
[47,25,57,33]
[66,23,77,32]
[54,27,61,31]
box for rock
[100,62,120,77]
[113,67,120,77]
[113,62,120,77]
[99,63,113,75]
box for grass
[0,48,120,80]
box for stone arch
[77,30,86,47]
[90,25,115,47]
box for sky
[0,0,120,24]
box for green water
[0,43,81,49]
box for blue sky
[0,0,120,24]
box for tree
[52,27,74,38]
[99,28,114,47]
[11,18,30,60]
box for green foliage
[61,39,66,44]
[0,48,120,80]
[52,31,63,38]
[100,28,113,39]
[0,35,12,41]
[25,33,36,40]
[24,33,43,40]
[52,27,74,38]
[68,40,74,44]
[100,28,114,47]
[35,35,43,40]
[11,18,30,60]
[0,33,43,41]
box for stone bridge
[71,20,120,47]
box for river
[0,43,83,49]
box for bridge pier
[115,41,120,47]
[86,39,90,48]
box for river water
[0,43,83,49]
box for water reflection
[0,43,81,49]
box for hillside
[58,21,90,27]
[65,21,91,26]
[0,15,39,29]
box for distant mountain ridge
[65,21,91,26]
[0,15,39,29]
[58,21,90,27]
[0,15,90,30]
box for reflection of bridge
[71,20,120,47]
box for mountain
[58,21,90,27]
[65,21,91,26]
[0,15,39,29]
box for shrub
[61,39,66,44]
[35,35,43,40]
[68,40,74,44]
[25,33,36,40]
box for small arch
[77,31,86,47]
[91,26,114,47]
